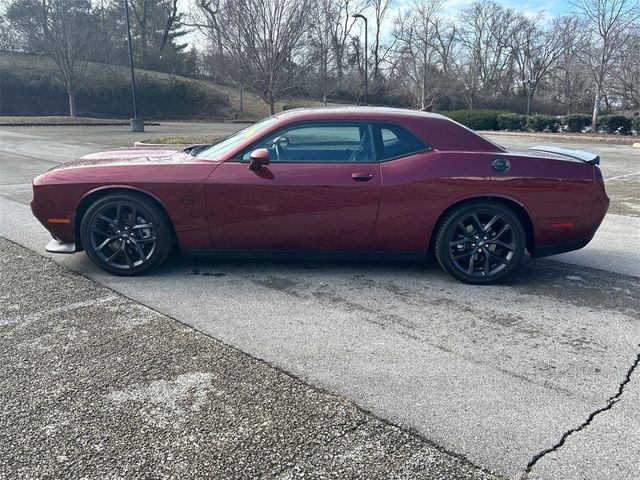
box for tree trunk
[591,91,600,132]
[322,56,328,107]
[68,92,77,117]
[268,95,275,115]
[421,68,426,110]
[239,83,244,114]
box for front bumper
[46,239,76,254]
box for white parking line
[606,171,640,181]
[0,296,118,326]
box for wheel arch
[74,186,176,251]
[428,195,535,254]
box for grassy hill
[0,52,323,120]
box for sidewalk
[0,237,498,480]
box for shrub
[600,115,632,134]
[632,115,640,134]
[281,104,305,111]
[561,114,592,133]
[442,109,505,130]
[527,115,560,133]
[497,113,527,131]
[597,115,609,132]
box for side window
[241,123,373,163]
[375,124,429,161]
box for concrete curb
[0,121,161,127]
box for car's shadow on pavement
[66,249,639,317]
[145,252,639,309]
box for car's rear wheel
[80,192,173,276]
[434,201,526,285]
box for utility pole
[352,14,368,106]
[125,0,144,132]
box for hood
[46,148,185,172]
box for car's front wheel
[80,192,173,276]
[434,201,526,284]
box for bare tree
[431,16,456,77]
[512,15,580,110]
[308,0,337,106]
[191,0,224,56]
[219,0,311,114]
[548,15,591,113]
[343,34,366,103]
[455,0,523,105]
[612,26,640,108]
[0,12,22,51]
[371,0,392,81]
[391,0,445,108]
[571,0,640,130]
[329,0,365,82]
[7,0,97,116]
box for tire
[80,192,173,276]
[434,201,526,285]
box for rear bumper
[46,239,76,254]
[531,233,595,258]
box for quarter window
[375,124,429,161]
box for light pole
[352,13,368,106]
[124,0,144,132]
[526,79,536,116]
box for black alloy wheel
[80,192,173,275]
[434,201,526,284]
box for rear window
[375,124,429,161]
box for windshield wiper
[184,144,213,157]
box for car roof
[274,106,446,122]
[270,106,503,153]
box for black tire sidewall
[435,202,526,285]
[80,192,172,276]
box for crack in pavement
[522,344,640,478]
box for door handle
[352,173,374,182]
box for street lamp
[351,13,368,106]
[124,0,144,132]
[526,79,536,116]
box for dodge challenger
[31,107,609,284]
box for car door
[206,122,382,251]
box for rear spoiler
[530,145,600,165]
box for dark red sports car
[31,107,608,284]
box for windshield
[196,117,278,160]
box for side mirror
[248,148,270,172]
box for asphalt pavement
[0,237,497,479]
[1,123,639,480]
